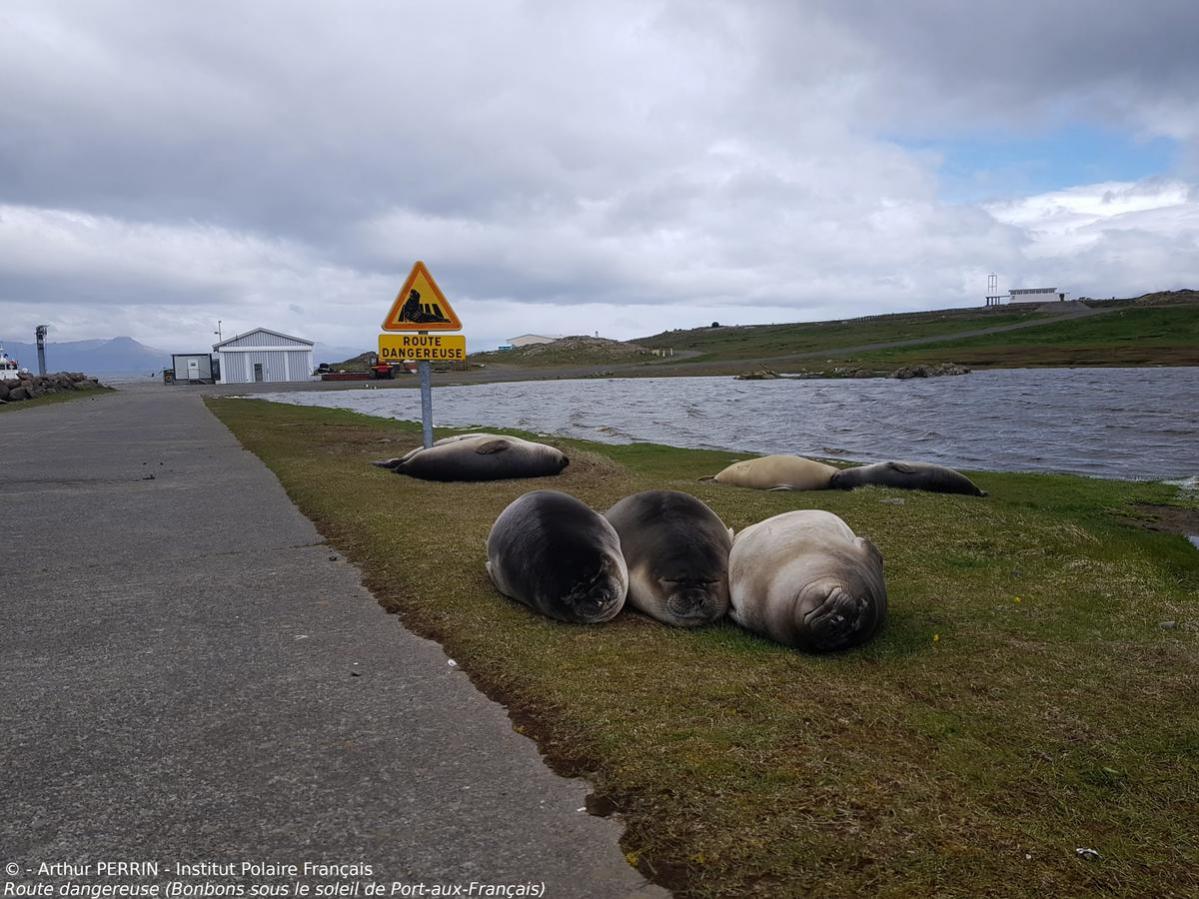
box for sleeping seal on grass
[372,435,568,481]
[709,455,837,491]
[604,490,733,627]
[829,461,986,496]
[729,510,886,652]
[487,490,627,624]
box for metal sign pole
[418,329,433,448]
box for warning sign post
[378,333,466,363]
[380,261,465,449]
[381,261,462,331]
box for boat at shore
[0,343,29,380]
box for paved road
[0,385,663,897]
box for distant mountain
[0,336,169,375]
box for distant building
[170,353,215,383]
[214,328,315,384]
[508,334,561,347]
[986,287,1067,307]
[1009,287,1065,304]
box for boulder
[892,363,970,379]
[734,369,780,380]
[8,386,29,401]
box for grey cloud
[0,0,1197,350]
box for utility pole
[35,325,48,376]
[214,320,223,343]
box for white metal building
[214,328,315,384]
[1008,288,1064,304]
[508,334,562,347]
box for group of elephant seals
[710,454,838,491]
[372,434,568,482]
[708,454,984,497]
[604,490,732,627]
[729,510,887,653]
[487,490,628,624]
[830,461,986,496]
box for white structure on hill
[985,285,1068,306]
[214,328,314,384]
[1009,287,1066,304]
[508,334,562,347]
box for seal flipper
[474,439,511,455]
[370,458,403,470]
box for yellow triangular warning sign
[381,261,462,331]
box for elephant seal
[604,490,733,627]
[371,435,568,481]
[729,510,886,652]
[434,432,509,445]
[710,455,837,491]
[486,490,628,624]
[829,461,985,496]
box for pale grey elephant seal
[709,455,837,491]
[371,435,568,481]
[729,510,886,652]
[604,490,733,627]
[486,490,628,624]
[829,461,986,496]
[433,432,509,445]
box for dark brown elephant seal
[729,510,886,652]
[486,490,627,624]
[604,490,733,627]
[371,435,568,481]
[829,461,985,496]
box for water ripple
[255,368,1199,481]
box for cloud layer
[2,0,1197,350]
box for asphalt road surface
[0,384,663,898]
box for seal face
[604,490,732,627]
[712,455,837,491]
[373,435,569,482]
[829,461,985,496]
[487,490,628,624]
[729,510,886,652]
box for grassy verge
[206,397,1199,898]
[0,386,114,413]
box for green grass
[639,307,1043,363]
[841,305,1199,369]
[466,301,1198,376]
[207,397,1199,898]
[0,386,114,412]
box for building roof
[213,327,314,351]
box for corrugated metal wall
[218,349,313,383]
[286,350,311,377]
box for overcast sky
[2,0,1197,353]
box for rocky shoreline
[0,371,106,404]
[734,362,972,381]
